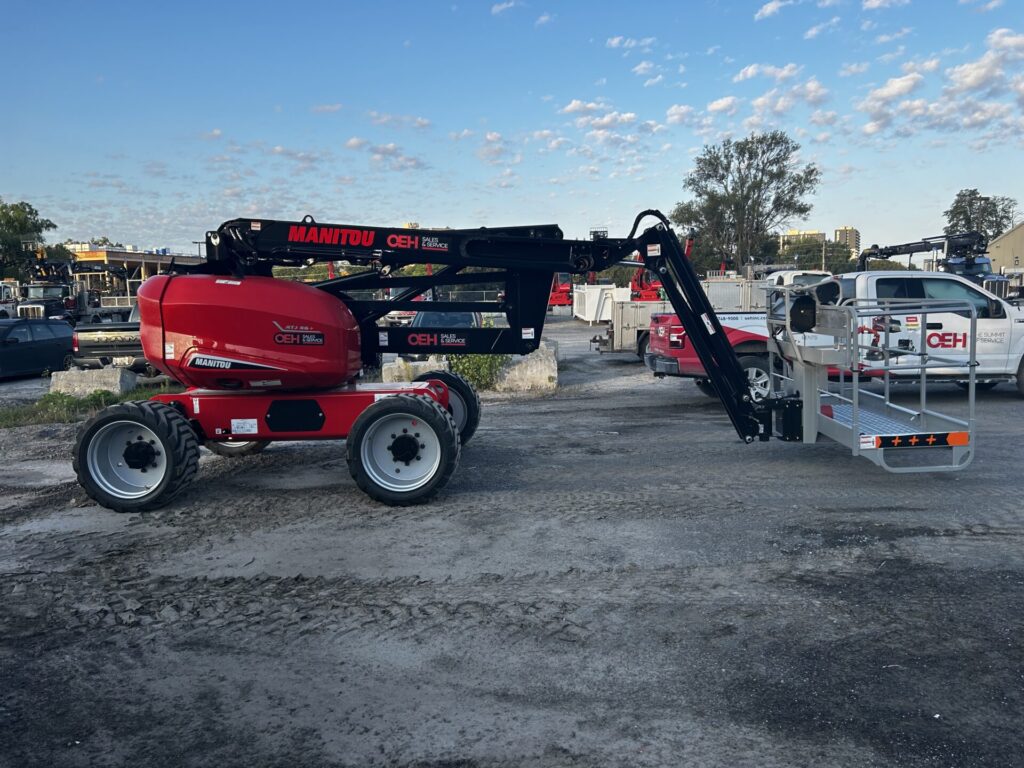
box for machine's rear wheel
[414,370,481,445]
[204,440,271,457]
[347,394,460,506]
[74,401,199,513]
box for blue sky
[3,0,1022,254]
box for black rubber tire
[636,332,650,361]
[61,354,75,371]
[1017,357,1024,398]
[413,370,481,445]
[204,440,272,457]
[956,381,999,392]
[347,393,460,506]
[74,400,200,513]
[694,378,717,398]
[738,355,772,404]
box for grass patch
[0,381,184,429]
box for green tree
[0,198,57,277]
[671,130,821,268]
[943,188,1017,241]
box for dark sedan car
[0,319,74,378]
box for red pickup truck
[646,312,773,400]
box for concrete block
[50,367,139,397]
[494,342,558,393]
[382,356,449,383]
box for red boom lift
[74,210,789,512]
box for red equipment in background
[630,267,663,301]
[548,272,573,307]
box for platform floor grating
[824,403,921,436]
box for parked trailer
[591,299,672,357]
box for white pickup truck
[650,270,1024,397]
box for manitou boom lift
[74,210,784,511]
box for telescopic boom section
[199,211,763,443]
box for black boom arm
[196,211,763,442]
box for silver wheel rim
[210,441,259,449]
[746,365,770,403]
[86,420,168,499]
[360,412,442,493]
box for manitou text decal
[287,225,375,247]
[189,355,281,371]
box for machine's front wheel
[347,394,460,506]
[204,440,272,457]
[413,370,481,445]
[74,401,199,513]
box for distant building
[65,242,203,295]
[779,229,826,250]
[988,222,1024,273]
[834,226,861,260]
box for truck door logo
[927,332,968,349]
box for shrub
[447,354,511,390]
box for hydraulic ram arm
[193,210,762,443]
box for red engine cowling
[137,275,362,390]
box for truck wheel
[74,401,199,513]
[204,440,271,457]
[738,355,772,403]
[694,378,717,398]
[1017,358,1024,398]
[413,370,481,445]
[636,332,650,361]
[347,393,460,506]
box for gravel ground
[1,316,1022,768]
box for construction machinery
[858,232,1010,297]
[72,210,977,513]
[17,261,133,324]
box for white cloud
[945,51,1004,94]
[902,57,940,73]
[755,0,794,20]
[491,2,515,14]
[203,128,222,140]
[449,129,474,141]
[732,62,801,82]
[560,99,605,114]
[839,62,870,76]
[863,0,909,8]
[707,96,740,114]
[959,0,1004,11]
[752,88,795,115]
[876,27,912,44]
[810,109,838,125]
[794,77,830,104]
[818,0,842,5]
[666,104,694,124]
[606,36,656,49]
[631,60,655,75]
[805,17,840,39]
[535,12,552,26]
[988,27,1024,55]
[868,72,924,101]
[644,75,664,87]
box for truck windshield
[956,262,992,277]
[25,286,65,299]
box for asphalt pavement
[1,315,1022,768]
